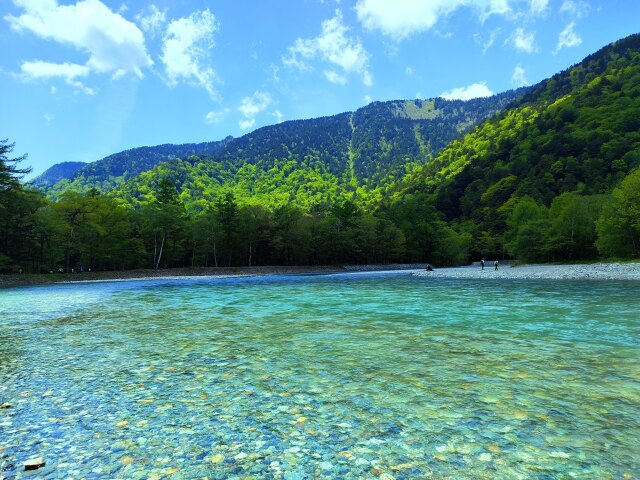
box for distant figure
[494,260,499,271]
[480,259,485,270]
[426,264,434,272]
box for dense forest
[1,34,639,274]
[38,90,527,205]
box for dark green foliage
[0,139,31,192]
[41,138,232,198]
[393,33,640,262]
[31,162,86,187]
[40,91,527,209]
[4,35,640,273]
[596,168,640,257]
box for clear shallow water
[0,272,638,480]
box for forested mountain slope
[102,90,527,210]
[42,138,233,198]
[387,33,640,260]
[32,161,86,187]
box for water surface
[1,272,638,479]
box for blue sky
[1,0,638,177]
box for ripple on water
[0,273,638,479]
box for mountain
[41,138,233,198]
[55,89,528,210]
[31,161,87,187]
[387,32,640,259]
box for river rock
[24,457,46,470]
[0,402,12,409]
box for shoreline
[414,262,640,280]
[2,262,640,288]
[0,264,426,289]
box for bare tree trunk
[153,233,157,269]
[248,243,252,266]
[155,230,165,270]
[213,236,218,268]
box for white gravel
[414,262,640,280]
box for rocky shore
[414,262,640,280]
[2,262,639,288]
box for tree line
[2,145,639,274]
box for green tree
[141,179,187,269]
[596,168,640,258]
[504,196,550,262]
[215,192,239,266]
[0,139,30,192]
[546,193,603,260]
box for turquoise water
[0,272,638,479]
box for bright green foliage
[596,168,640,257]
[393,33,640,261]
[505,196,550,262]
[3,36,640,272]
[0,188,45,272]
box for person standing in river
[494,260,499,271]
[481,259,485,270]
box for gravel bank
[414,262,640,280]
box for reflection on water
[1,273,639,479]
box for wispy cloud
[440,82,493,100]
[160,9,220,100]
[204,108,230,124]
[506,28,537,53]
[136,4,166,37]
[238,91,273,130]
[554,21,582,53]
[511,65,529,87]
[559,0,590,18]
[355,0,511,41]
[474,28,501,54]
[283,10,372,86]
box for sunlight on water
[1,272,639,479]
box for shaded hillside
[31,161,86,187]
[43,138,232,198]
[388,33,640,258]
[102,90,528,210]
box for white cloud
[440,82,493,100]
[507,28,537,53]
[44,113,54,124]
[269,64,281,83]
[363,95,372,104]
[283,10,372,86]
[529,0,549,15]
[354,0,511,40]
[273,110,284,123]
[324,70,347,85]
[238,91,273,130]
[511,65,529,87]
[362,70,373,86]
[474,28,500,54]
[405,66,413,75]
[161,9,219,100]
[559,0,589,18]
[136,4,166,37]
[19,60,95,94]
[6,0,153,86]
[555,21,582,53]
[204,108,230,124]
[239,119,255,130]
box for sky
[1,0,639,178]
